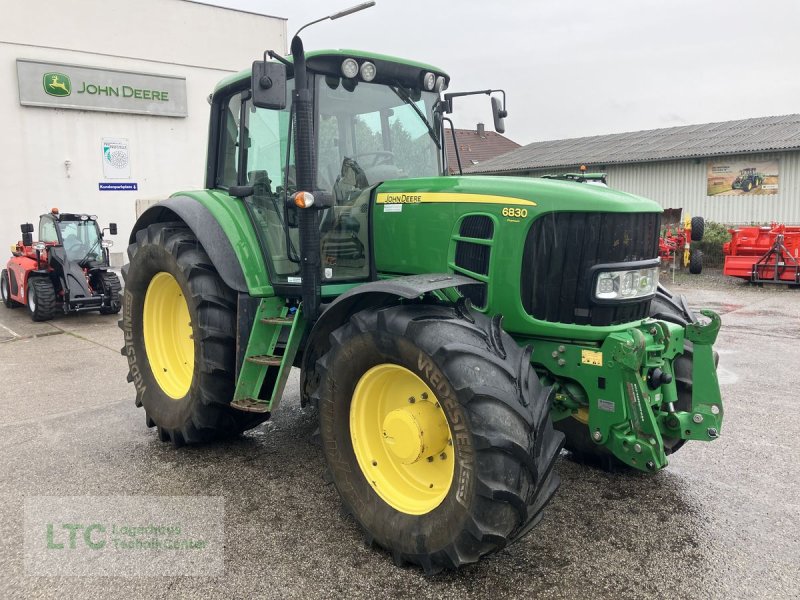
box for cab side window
[216,93,242,188]
[39,218,57,243]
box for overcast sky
[194,0,800,145]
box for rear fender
[130,196,248,293]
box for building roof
[470,113,800,174]
[445,125,521,174]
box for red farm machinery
[723,223,800,285]
[659,209,705,274]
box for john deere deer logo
[43,73,71,97]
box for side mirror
[491,96,507,134]
[109,223,118,235]
[22,232,33,247]
[20,223,33,234]
[252,60,287,110]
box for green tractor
[732,167,764,192]
[121,4,724,573]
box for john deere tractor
[121,3,724,573]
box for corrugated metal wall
[522,151,800,223]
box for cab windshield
[316,77,442,196]
[59,220,102,261]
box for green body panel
[373,175,660,342]
[171,190,274,296]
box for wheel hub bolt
[439,452,447,460]
[420,393,428,400]
[408,397,415,404]
[692,413,703,424]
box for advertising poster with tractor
[707,159,779,196]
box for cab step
[261,316,295,326]
[230,298,306,415]
[230,397,271,414]
[246,354,282,367]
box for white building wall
[0,0,286,264]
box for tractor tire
[98,271,122,314]
[743,181,753,192]
[26,277,56,322]
[1,269,21,308]
[121,222,267,445]
[689,248,703,274]
[314,303,563,573]
[690,216,705,242]
[556,285,717,469]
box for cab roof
[214,49,449,93]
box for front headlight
[594,263,659,302]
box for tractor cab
[212,51,451,292]
[37,210,114,267]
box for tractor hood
[375,175,662,214]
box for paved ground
[1,274,798,599]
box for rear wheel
[1,269,20,308]
[314,303,563,572]
[743,180,753,192]
[27,277,56,322]
[98,271,122,314]
[121,222,266,445]
[690,216,705,242]
[689,248,703,274]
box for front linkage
[529,311,723,472]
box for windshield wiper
[389,85,440,148]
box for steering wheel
[64,236,84,253]
[353,151,396,168]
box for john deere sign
[17,59,187,117]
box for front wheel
[27,277,56,321]
[121,222,267,445]
[314,303,563,572]
[98,271,122,314]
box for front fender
[299,273,478,405]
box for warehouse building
[1,0,285,264]
[471,114,800,224]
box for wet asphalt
[0,276,798,599]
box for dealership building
[471,114,800,224]
[1,0,285,264]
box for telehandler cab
[121,2,724,572]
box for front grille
[459,215,494,239]
[521,212,660,326]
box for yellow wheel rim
[350,364,454,515]
[143,272,194,400]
